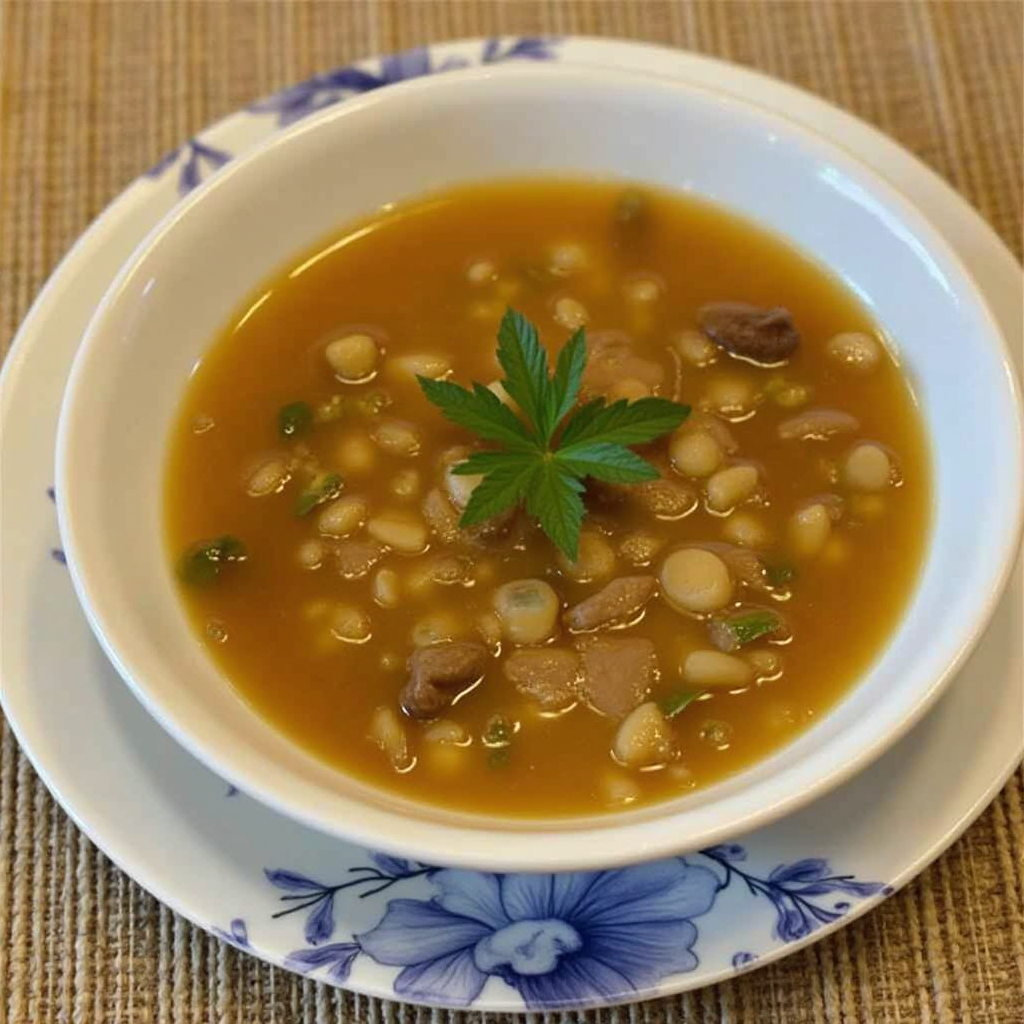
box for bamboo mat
[1,2,1022,1022]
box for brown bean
[698,302,800,364]
[563,575,657,632]
[400,642,489,720]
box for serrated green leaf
[450,450,520,476]
[524,459,586,560]
[547,327,587,437]
[559,396,691,450]
[416,376,538,452]
[459,455,539,526]
[495,309,551,435]
[554,442,661,484]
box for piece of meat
[698,302,800,364]
[400,642,489,720]
[777,408,860,441]
[563,575,658,632]
[503,648,580,711]
[576,636,658,718]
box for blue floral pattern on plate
[218,846,887,1009]
[145,37,561,196]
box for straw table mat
[1,2,1021,1022]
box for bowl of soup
[55,64,1023,871]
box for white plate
[1,37,1020,1012]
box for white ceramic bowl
[56,63,1023,872]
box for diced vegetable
[765,563,797,587]
[178,535,247,586]
[278,401,313,439]
[295,472,344,516]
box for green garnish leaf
[295,472,343,516]
[278,400,313,438]
[178,535,247,586]
[726,610,781,646]
[765,563,797,588]
[483,715,515,768]
[660,689,703,719]
[416,308,690,558]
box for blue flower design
[249,37,561,127]
[145,138,232,196]
[699,849,890,942]
[355,859,719,1009]
[285,942,361,983]
[213,918,250,950]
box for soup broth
[165,179,930,817]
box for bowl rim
[55,61,1024,872]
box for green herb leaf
[295,472,343,516]
[660,689,703,719]
[554,442,661,485]
[559,396,690,450]
[726,610,781,646]
[415,308,690,559]
[278,400,313,438]
[178,535,247,586]
[416,376,539,453]
[495,309,552,440]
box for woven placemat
[1,2,1021,1022]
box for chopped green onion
[765,563,797,588]
[725,610,781,647]
[278,401,313,438]
[659,689,703,719]
[178,535,247,586]
[295,472,343,516]
[483,715,515,769]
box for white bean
[325,333,379,382]
[336,433,377,475]
[411,613,460,647]
[613,702,675,768]
[702,373,758,419]
[660,548,733,614]
[247,459,289,496]
[670,429,723,478]
[843,443,892,492]
[330,604,371,643]
[827,331,882,373]
[318,495,367,537]
[722,512,771,548]
[423,719,470,745]
[623,275,661,303]
[367,513,428,554]
[297,539,325,570]
[387,353,451,381]
[553,296,588,329]
[367,706,412,771]
[684,650,754,688]
[672,328,718,368]
[788,502,832,558]
[466,259,497,285]
[549,243,588,276]
[745,648,783,680]
[372,568,400,608]
[493,579,560,645]
[706,464,760,513]
[389,468,421,499]
[558,531,616,582]
[371,419,421,457]
[601,769,641,807]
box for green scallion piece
[659,689,703,719]
[295,472,343,516]
[278,401,313,439]
[178,535,247,586]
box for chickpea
[387,353,451,382]
[493,579,560,645]
[246,459,289,497]
[297,539,325,570]
[843,443,892,492]
[337,433,376,475]
[325,333,379,382]
[318,495,367,537]
[558,531,615,582]
[371,420,421,457]
[721,512,771,548]
[672,328,718,368]
[372,568,400,608]
[330,604,371,644]
[553,296,588,330]
[706,465,760,513]
[701,373,759,420]
[466,259,497,285]
[613,702,675,768]
[670,429,723,478]
[826,331,882,373]
[660,548,733,615]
